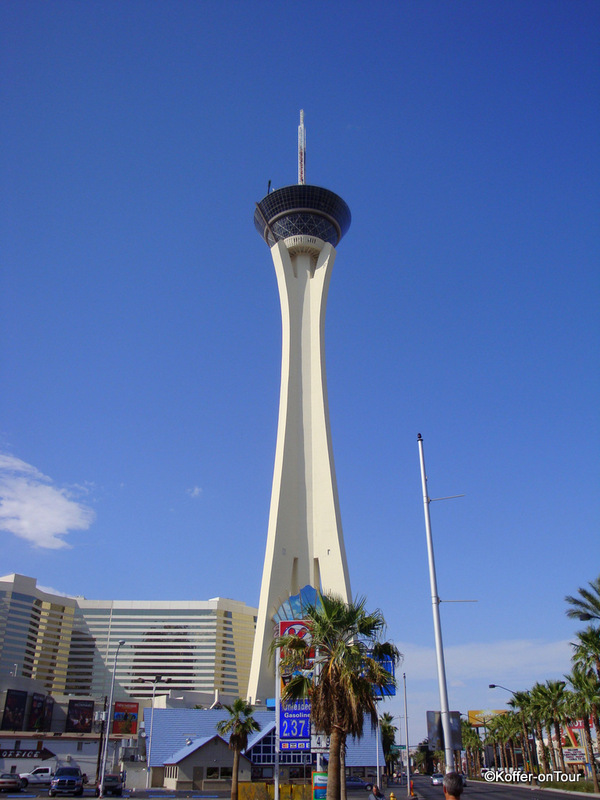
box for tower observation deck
[247,115,353,703]
[254,184,351,248]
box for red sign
[113,701,138,734]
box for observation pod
[254,184,351,248]
[247,183,352,704]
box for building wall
[0,575,256,707]
[0,575,77,694]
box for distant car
[49,767,84,797]
[95,775,123,797]
[0,774,22,792]
[431,773,444,786]
[345,776,369,790]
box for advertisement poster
[113,702,139,734]
[426,711,463,751]
[65,699,94,733]
[28,693,46,731]
[312,772,327,800]
[279,620,312,752]
[1,689,27,731]
[42,696,54,731]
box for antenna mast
[298,109,306,185]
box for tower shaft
[247,236,351,702]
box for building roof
[144,708,383,768]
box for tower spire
[298,109,306,185]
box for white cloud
[187,486,202,498]
[398,638,572,684]
[0,454,95,549]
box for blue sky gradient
[1,1,598,741]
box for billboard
[426,711,463,751]
[28,693,46,732]
[467,709,506,727]
[42,696,54,731]
[113,701,139,734]
[65,699,94,733]
[1,689,27,731]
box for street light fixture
[136,675,171,789]
[489,684,516,694]
[99,640,125,799]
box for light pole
[99,640,125,798]
[488,684,516,694]
[417,434,453,773]
[137,676,170,789]
[403,673,411,798]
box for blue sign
[279,699,311,751]
[372,655,396,698]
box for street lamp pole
[417,434,453,773]
[99,640,125,799]
[403,673,411,798]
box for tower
[247,113,352,702]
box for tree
[565,664,600,793]
[216,698,261,800]
[508,691,535,773]
[565,575,600,624]
[380,712,397,776]
[572,626,600,744]
[529,683,552,774]
[534,680,569,773]
[273,592,401,800]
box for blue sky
[1,1,598,742]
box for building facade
[0,574,256,704]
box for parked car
[430,773,444,786]
[19,767,54,788]
[49,768,84,797]
[345,776,369,790]
[95,775,123,797]
[0,774,22,792]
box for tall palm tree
[529,683,552,774]
[216,698,261,800]
[380,712,397,776]
[536,680,569,773]
[460,719,482,777]
[565,665,600,793]
[565,575,600,624]
[571,626,600,745]
[508,690,535,773]
[272,592,401,800]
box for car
[95,775,123,797]
[431,773,444,786]
[345,776,369,790]
[19,767,54,788]
[49,768,84,797]
[0,774,22,792]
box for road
[411,774,591,800]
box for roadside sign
[279,698,311,751]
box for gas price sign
[279,699,311,751]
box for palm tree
[508,690,535,773]
[216,698,261,800]
[535,680,569,773]
[272,592,401,800]
[460,719,482,777]
[565,665,600,793]
[380,712,397,776]
[529,683,551,774]
[565,575,600,624]
[572,626,600,744]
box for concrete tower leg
[247,235,352,703]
